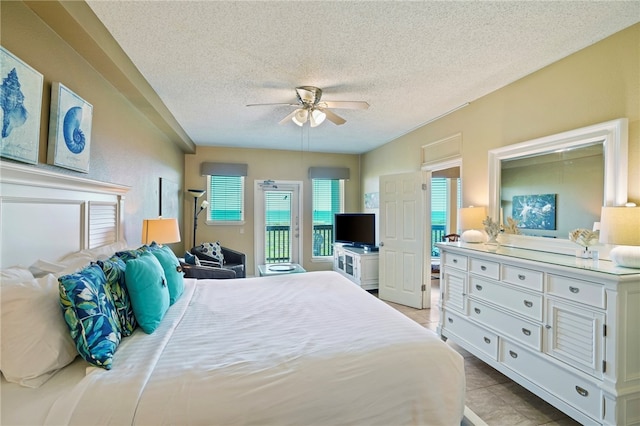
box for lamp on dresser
[188,189,208,248]
[458,206,487,243]
[599,204,640,268]
[141,217,181,245]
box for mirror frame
[488,118,628,253]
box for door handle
[379,242,384,247]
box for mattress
[9,272,465,425]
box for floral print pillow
[97,255,137,336]
[58,264,122,369]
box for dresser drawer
[442,310,498,360]
[546,274,605,309]
[502,264,544,291]
[469,277,543,321]
[469,300,542,351]
[500,340,601,422]
[443,252,468,271]
[469,257,500,280]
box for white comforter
[46,271,465,425]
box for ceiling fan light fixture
[310,109,326,127]
[292,108,308,126]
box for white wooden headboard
[0,161,129,269]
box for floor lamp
[188,189,207,248]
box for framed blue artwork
[0,46,44,165]
[512,193,556,230]
[47,82,92,173]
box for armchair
[180,261,236,279]
[191,244,246,278]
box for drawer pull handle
[509,350,518,359]
[475,284,483,291]
[524,300,533,308]
[483,337,491,344]
[480,266,487,271]
[569,286,580,294]
[522,328,531,336]
[518,274,526,280]
[448,317,454,323]
[575,386,589,397]
[453,259,458,263]
[474,308,481,314]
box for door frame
[253,180,303,274]
[421,157,462,269]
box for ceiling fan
[247,86,369,127]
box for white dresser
[437,243,640,426]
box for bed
[0,162,465,425]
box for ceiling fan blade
[278,109,298,125]
[323,100,369,110]
[320,108,346,125]
[246,102,298,107]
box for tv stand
[333,245,379,290]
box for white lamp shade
[458,206,488,244]
[600,206,640,268]
[142,218,181,245]
[458,206,487,231]
[310,109,326,127]
[599,207,640,245]
[292,109,308,126]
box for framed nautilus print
[47,82,92,173]
[0,46,44,165]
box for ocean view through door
[254,181,301,271]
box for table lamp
[599,205,640,268]
[458,206,487,243]
[142,217,181,245]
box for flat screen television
[334,213,376,248]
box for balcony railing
[265,225,291,263]
[266,223,448,262]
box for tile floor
[378,280,582,426]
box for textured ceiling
[86,1,639,154]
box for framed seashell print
[0,46,44,165]
[47,82,92,173]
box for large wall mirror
[488,118,628,252]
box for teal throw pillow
[151,245,184,305]
[58,264,122,369]
[125,252,169,334]
[97,255,137,336]
[184,251,200,265]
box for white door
[379,172,429,309]
[254,181,302,273]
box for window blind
[312,179,343,257]
[431,178,447,226]
[209,176,244,221]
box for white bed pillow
[0,266,34,284]
[28,240,129,278]
[0,274,77,388]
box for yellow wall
[185,147,361,274]
[1,1,185,249]
[362,24,640,213]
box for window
[207,175,245,223]
[312,179,344,257]
[431,177,461,257]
